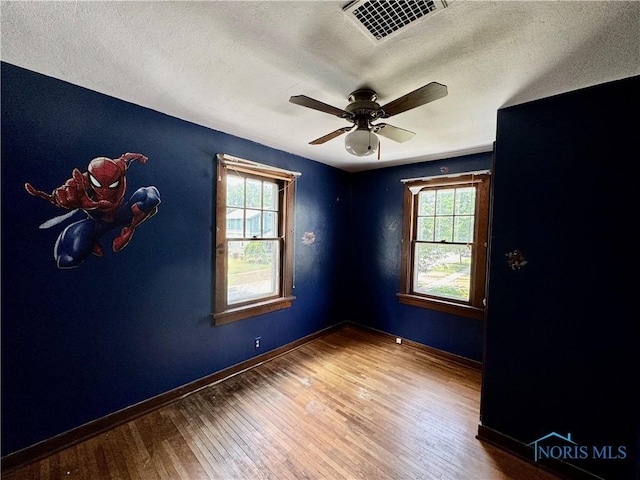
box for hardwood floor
[3,326,561,480]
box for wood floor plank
[3,326,562,480]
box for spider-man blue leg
[54,218,113,268]
[112,186,161,252]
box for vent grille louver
[343,0,452,43]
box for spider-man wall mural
[24,152,161,269]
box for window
[214,154,298,325]
[397,172,491,320]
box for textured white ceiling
[1,1,639,172]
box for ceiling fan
[289,82,447,157]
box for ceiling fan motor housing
[345,89,383,120]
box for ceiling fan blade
[289,95,352,119]
[309,126,353,145]
[373,123,415,143]
[380,82,448,118]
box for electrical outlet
[254,337,261,350]
[396,337,402,344]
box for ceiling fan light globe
[344,129,379,156]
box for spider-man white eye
[89,173,101,188]
[108,180,120,189]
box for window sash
[226,239,281,306]
[411,241,474,303]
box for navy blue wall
[481,75,639,480]
[1,62,350,456]
[349,153,492,362]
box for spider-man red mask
[87,157,127,204]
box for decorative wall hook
[505,249,528,270]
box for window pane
[245,209,261,238]
[227,240,280,305]
[263,182,278,211]
[413,243,472,301]
[246,179,262,209]
[263,211,277,237]
[417,217,434,241]
[455,187,475,215]
[226,208,244,238]
[418,190,435,215]
[436,189,454,215]
[435,216,453,242]
[227,175,244,207]
[454,216,475,243]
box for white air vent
[343,0,452,43]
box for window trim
[397,171,491,320]
[213,154,298,326]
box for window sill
[396,293,484,320]
[214,296,296,326]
